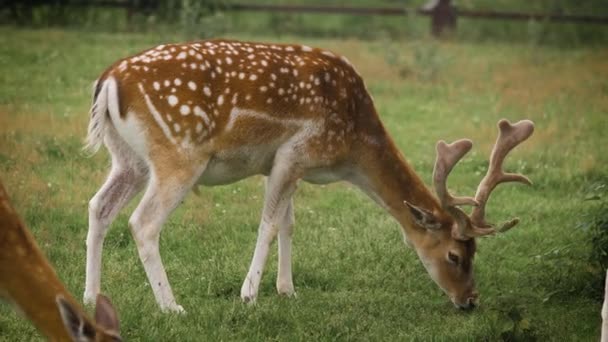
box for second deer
[0,180,121,341]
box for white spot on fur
[180,105,190,115]
[217,95,224,106]
[118,61,128,72]
[188,81,197,90]
[341,56,352,65]
[153,82,160,90]
[204,87,211,97]
[168,95,178,107]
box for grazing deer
[83,39,534,312]
[0,180,121,341]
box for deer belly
[199,147,275,186]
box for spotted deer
[0,180,121,341]
[83,39,534,312]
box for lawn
[0,27,607,340]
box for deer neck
[355,133,443,239]
[0,198,84,340]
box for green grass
[1,26,607,340]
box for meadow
[0,26,607,340]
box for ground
[0,27,607,340]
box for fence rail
[6,0,608,36]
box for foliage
[1,0,607,46]
[577,177,608,299]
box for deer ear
[95,294,120,334]
[404,201,441,231]
[56,295,96,341]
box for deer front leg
[241,161,299,303]
[276,199,295,297]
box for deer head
[0,179,122,341]
[405,119,534,309]
[56,294,121,342]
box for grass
[0,26,607,340]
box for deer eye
[447,252,460,265]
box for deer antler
[432,119,535,240]
[433,139,479,209]
[468,119,535,236]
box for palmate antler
[432,119,535,239]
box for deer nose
[469,291,480,307]
[453,291,479,310]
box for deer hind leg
[241,157,300,303]
[276,198,295,297]
[84,129,148,305]
[128,159,207,313]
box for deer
[0,180,122,341]
[82,39,534,313]
[603,270,608,341]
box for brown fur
[89,39,497,309]
[0,181,120,341]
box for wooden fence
[6,0,608,36]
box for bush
[585,204,608,295]
[578,178,608,300]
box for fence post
[424,0,457,37]
[126,0,135,25]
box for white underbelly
[199,146,276,186]
[302,165,350,184]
